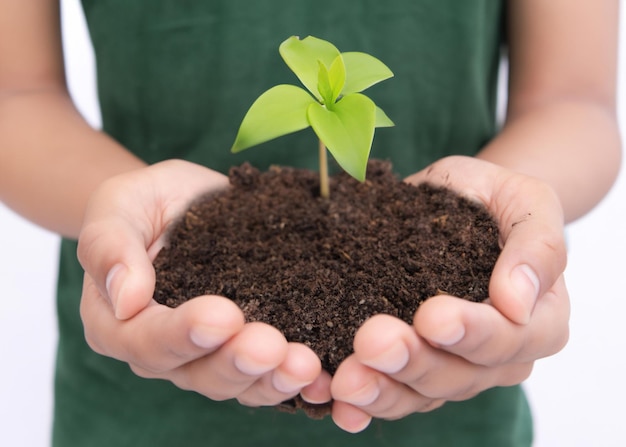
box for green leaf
[231,84,316,153]
[317,62,334,107]
[317,56,347,107]
[341,52,394,94]
[327,55,346,104]
[279,36,341,101]
[307,93,376,181]
[375,106,395,128]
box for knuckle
[82,330,107,357]
[124,346,172,376]
[170,369,239,401]
[451,390,480,402]
[129,363,160,379]
[539,232,567,272]
[552,325,570,354]
[76,222,108,268]
[459,338,519,368]
[209,392,235,402]
[417,377,475,401]
[547,305,570,355]
[374,394,444,420]
[421,398,446,412]
[445,381,479,401]
[236,396,263,407]
[410,398,447,414]
[482,345,521,367]
[524,311,569,361]
[498,362,534,387]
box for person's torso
[81,0,504,176]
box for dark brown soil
[153,160,501,417]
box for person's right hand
[77,160,329,407]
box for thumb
[78,213,157,320]
[77,160,230,320]
[489,190,567,325]
[77,167,163,320]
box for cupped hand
[77,159,328,407]
[330,156,570,432]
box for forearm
[477,98,622,224]
[484,0,623,224]
[0,89,146,238]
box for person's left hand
[329,156,570,432]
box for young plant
[231,35,394,198]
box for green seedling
[231,35,394,198]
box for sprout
[231,36,394,198]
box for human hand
[330,155,570,432]
[77,160,329,407]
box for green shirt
[53,1,533,445]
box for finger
[481,171,565,325]
[81,276,245,372]
[79,214,157,320]
[333,316,532,426]
[301,369,333,404]
[350,314,528,399]
[331,400,372,433]
[331,355,444,422]
[235,343,323,407]
[414,282,569,366]
[332,400,445,433]
[166,322,290,402]
[271,343,322,394]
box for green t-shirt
[53,1,533,445]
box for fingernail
[363,342,409,374]
[272,371,310,394]
[105,264,126,312]
[510,264,540,324]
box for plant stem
[319,139,330,199]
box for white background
[1,1,625,445]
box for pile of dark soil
[153,160,500,417]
